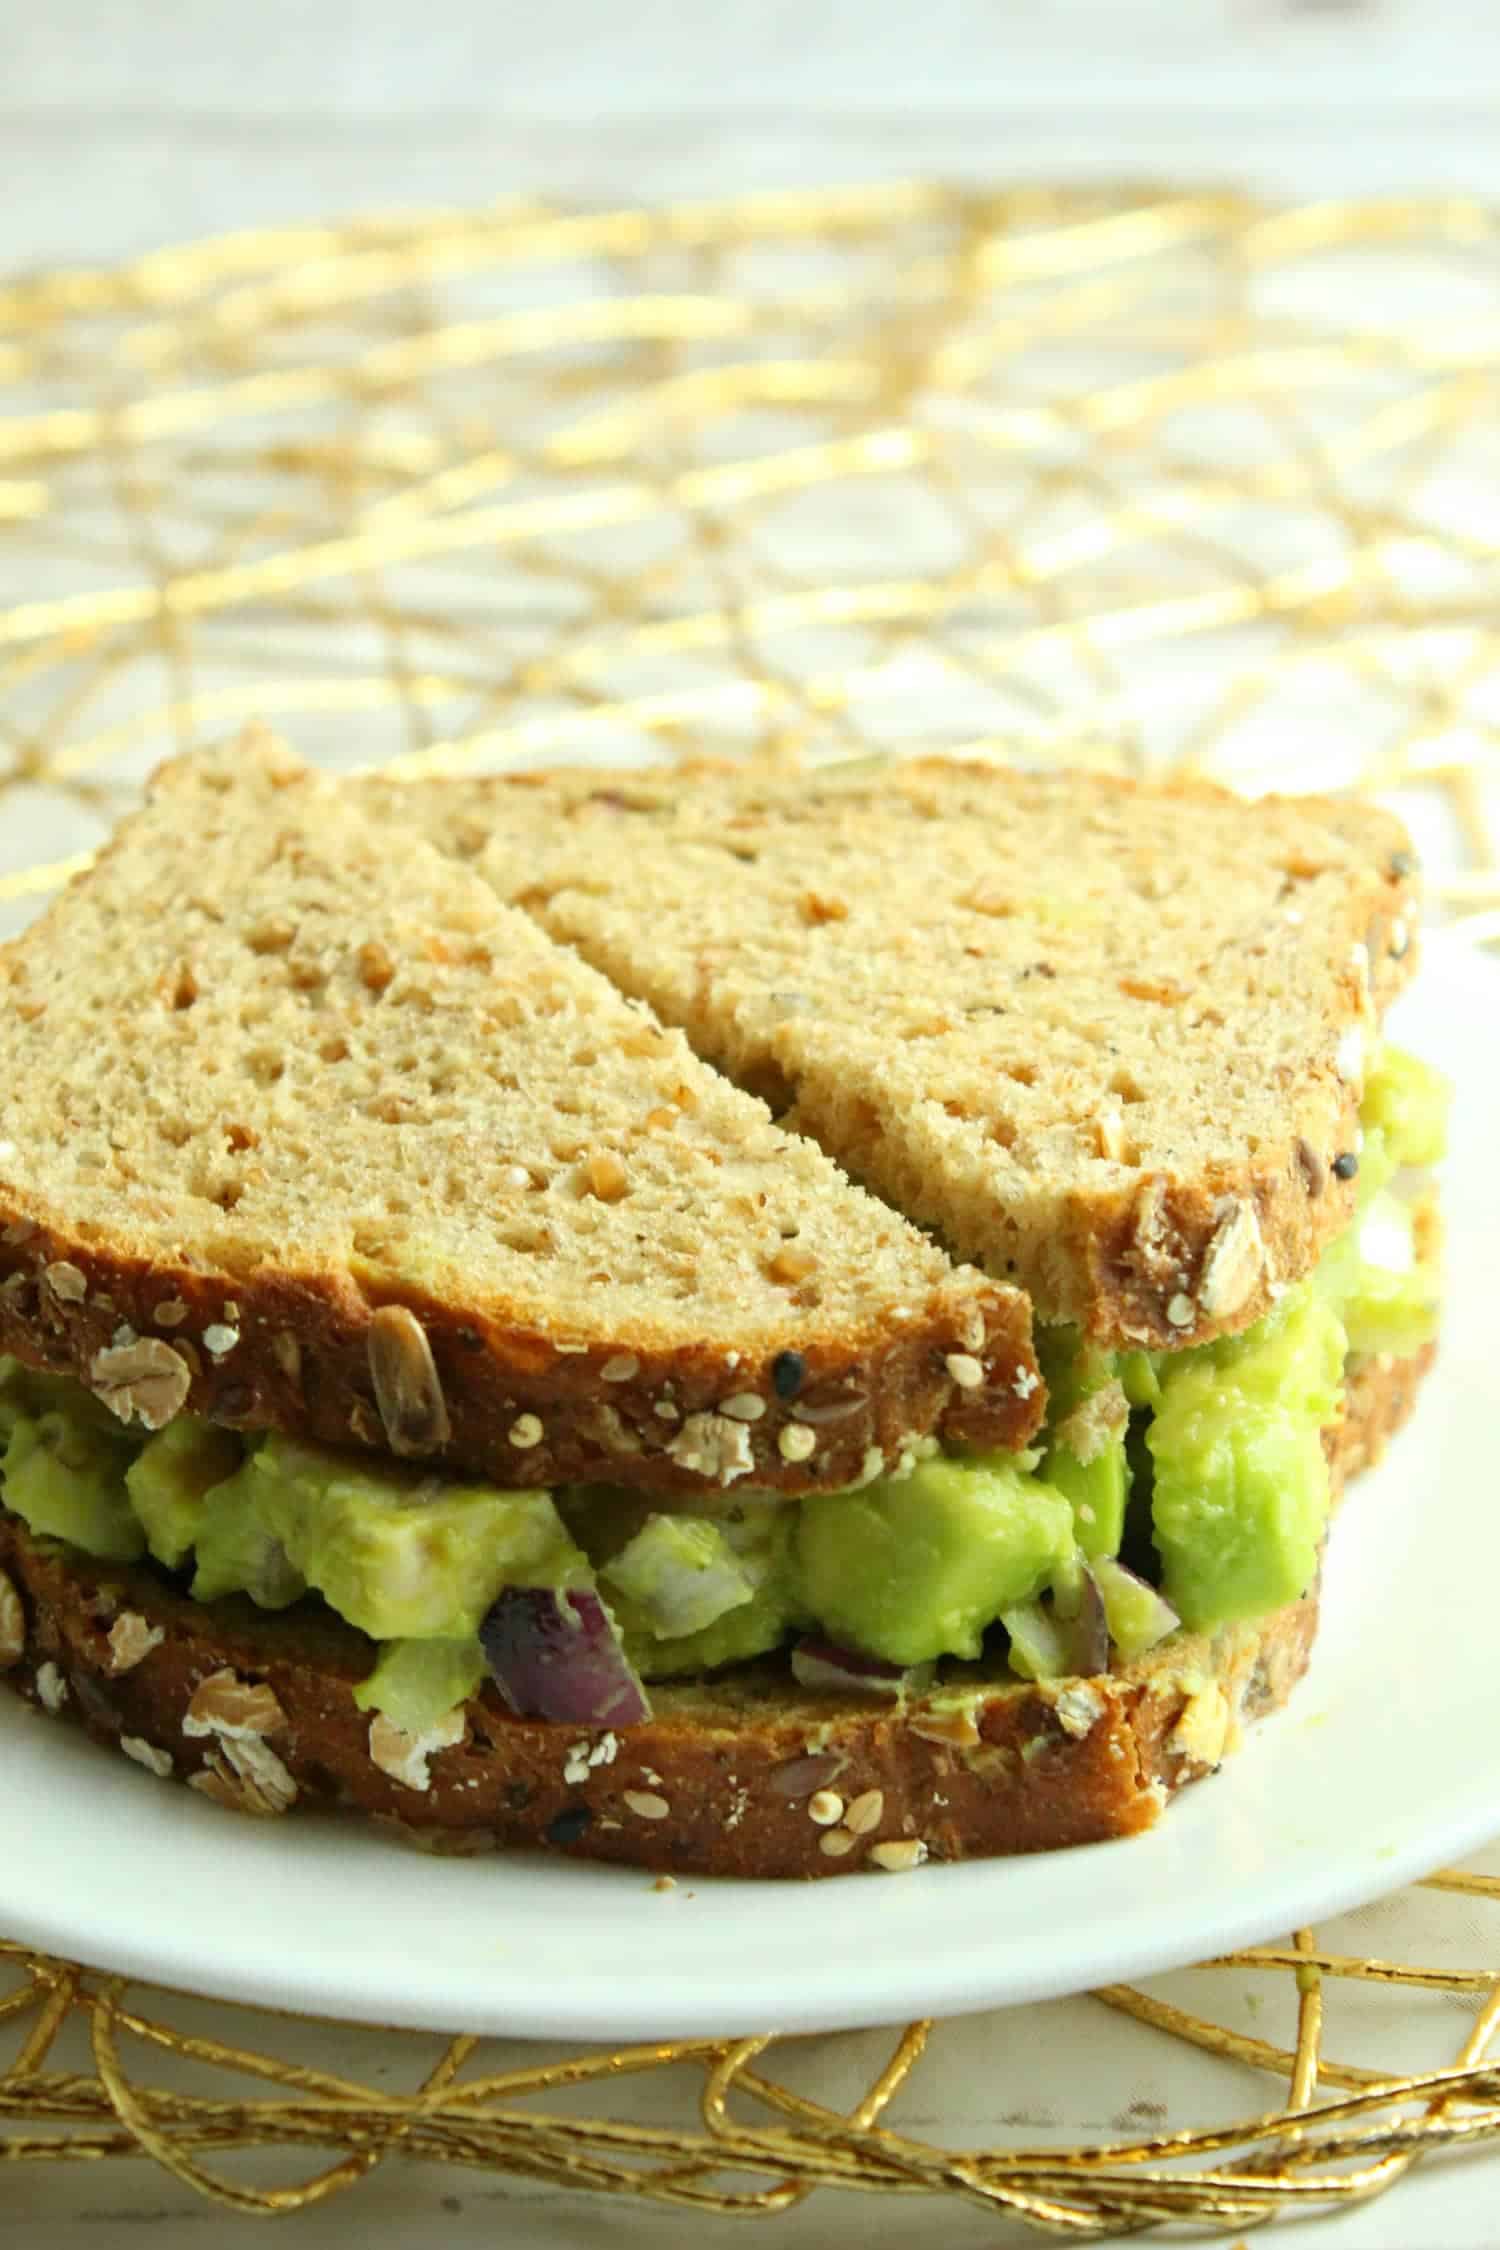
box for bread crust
[0,1345,1429,1877]
[0,1228,1039,1498]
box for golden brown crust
[0,1349,1431,1877]
[0,1228,1040,1498]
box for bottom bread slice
[0,1343,1432,1878]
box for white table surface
[5,9,1499,2241]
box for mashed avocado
[0,1045,1447,1732]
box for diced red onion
[790,1636,917,1695]
[480,1585,651,1727]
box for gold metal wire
[1,181,1498,2228]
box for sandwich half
[0,743,1444,1876]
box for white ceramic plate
[2,948,1496,2041]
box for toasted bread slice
[0,1346,1430,1876]
[0,737,1040,1494]
[388,760,1421,1347]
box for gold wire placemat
[1,182,1498,2230]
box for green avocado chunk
[1362,1043,1450,1169]
[795,1454,1076,1665]
[1337,1192,1442,1358]
[192,1434,588,1641]
[353,1636,488,1731]
[126,1417,245,1570]
[1148,1287,1345,1631]
[0,1406,143,1561]
[1038,1332,1129,1559]
[191,1458,309,1610]
[0,1353,144,1558]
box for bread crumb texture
[390,759,1421,1344]
[0,736,1037,1488]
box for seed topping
[368,1304,451,1457]
[1295,1137,1327,1196]
[843,1788,885,1836]
[666,1412,753,1485]
[106,1613,164,1675]
[121,1736,174,1779]
[1197,1199,1266,1320]
[369,1707,466,1792]
[771,1350,805,1400]
[870,1839,929,1872]
[183,1670,287,1742]
[719,1392,766,1423]
[43,1260,87,1303]
[88,1337,193,1430]
[623,1789,670,1821]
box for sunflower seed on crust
[870,1838,928,1872]
[843,1789,884,1835]
[1197,1199,1266,1320]
[367,1304,451,1456]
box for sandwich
[0,738,1445,1876]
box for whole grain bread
[0,737,1041,1494]
[0,1345,1428,1877]
[385,759,1421,1347]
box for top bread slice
[0,736,1041,1494]
[381,757,1422,1347]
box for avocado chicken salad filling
[0,1047,1446,1739]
